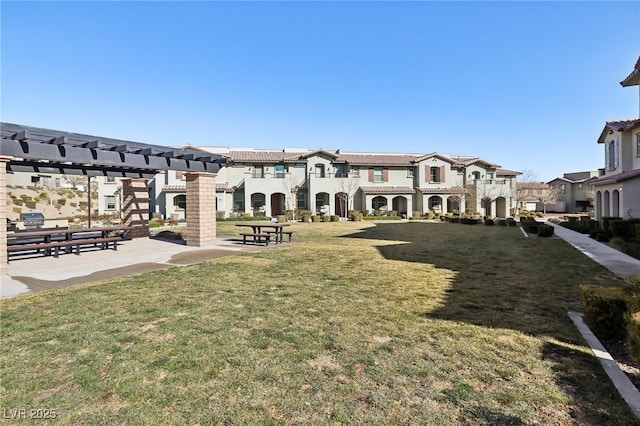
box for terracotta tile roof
[162,183,231,192]
[597,119,640,143]
[621,57,640,87]
[336,153,418,166]
[416,186,467,194]
[496,168,521,176]
[591,168,640,186]
[358,186,416,194]
[225,150,308,162]
[516,182,548,189]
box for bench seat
[8,236,122,258]
[264,230,295,242]
[239,233,271,246]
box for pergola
[0,122,226,275]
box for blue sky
[1,1,639,182]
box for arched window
[372,196,387,210]
[173,194,186,210]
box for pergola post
[185,172,217,247]
[121,178,150,239]
[0,156,11,275]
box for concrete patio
[0,236,265,300]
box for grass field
[0,220,634,424]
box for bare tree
[336,174,359,218]
[282,174,303,220]
[65,175,86,190]
[538,184,564,214]
[514,170,540,210]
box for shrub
[602,217,622,232]
[581,285,628,340]
[25,201,36,209]
[331,215,339,222]
[538,224,554,237]
[312,215,320,223]
[610,220,636,242]
[525,223,539,234]
[627,312,640,362]
[149,220,163,228]
[497,219,507,226]
[276,215,288,223]
[484,219,494,226]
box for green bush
[149,220,163,228]
[25,201,36,209]
[330,215,340,222]
[497,219,507,226]
[538,224,554,237]
[525,223,539,234]
[627,312,640,361]
[610,220,636,242]
[602,217,622,232]
[581,285,628,340]
[484,219,494,226]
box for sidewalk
[547,222,640,278]
[0,237,265,300]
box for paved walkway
[546,222,640,279]
[0,236,267,300]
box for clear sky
[1,1,639,182]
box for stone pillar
[185,172,217,247]
[121,178,150,239]
[0,156,11,275]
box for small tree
[336,174,359,218]
[538,185,564,214]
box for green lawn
[1,221,634,424]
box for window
[275,164,286,179]
[30,176,40,184]
[335,164,347,178]
[106,176,116,183]
[233,192,245,212]
[252,165,264,178]
[636,134,640,156]
[297,192,306,209]
[606,139,619,170]
[233,162,244,167]
[315,164,325,178]
[430,167,440,183]
[486,172,494,180]
[351,167,360,177]
[471,171,481,181]
[578,183,583,190]
[372,196,386,210]
[407,168,414,178]
[373,167,383,183]
[105,195,116,210]
[173,194,186,210]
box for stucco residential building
[145,148,520,220]
[547,171,598,213]
[592,57,640,220]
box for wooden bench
[265,230,295,242]
[239,233,271,246]
[8,236,122,258]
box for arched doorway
[612,190,620,217]
[447,196,460,214]
[271,193,285,216]
[392,196,408,216]
[603,191,610,217]
[372,196,387,213]
[481,197,492,217]
[335,192,348,217]
[495,197,506,218]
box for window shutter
[368,168,374,182]
[605,144,610,169]
[383,169,389,182]
[440,165,445,183]
[425,165,429,182]
[614,139,619,168]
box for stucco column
[121,178,150,239]
[0,156,11,275]
[185,172,217,247]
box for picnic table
[235,223,293,245]
[7,225,137,259]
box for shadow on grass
[342,221,632,421]
[342,221,616,342]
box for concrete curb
[568,310,640,420]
